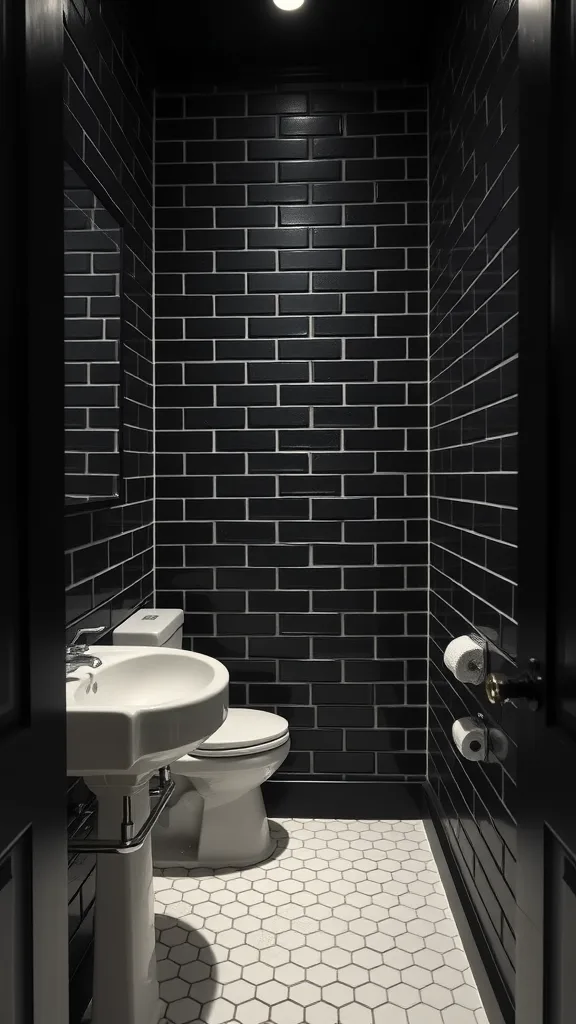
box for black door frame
[0,0,68,1020]
[515,0,551,1018]
[516,0,576,1022]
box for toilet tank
[112,609,184,649]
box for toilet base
[153,785,274,869]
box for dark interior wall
[428,0,518,1004]
[63,0,154,644]
[154,82,429,782]
[62,0,154,999]
[64,165,122,501]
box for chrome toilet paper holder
[459,712,509,763]
[443,631,488,686]
[452,714,489,761]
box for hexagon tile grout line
[153,818,488,1024]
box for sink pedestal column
[86,774,161,1024]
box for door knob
[484,660,542,710]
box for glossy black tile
[155,81,430,786]
[280,250,342,270]
[64,6,153,638]
[216,115,275,138]
[248,183,308,204]
[282,114,342,135]
[429,0,519,991]
[248,139,307,160]
[248,228,308,249]
[279,339,341,360]
[280,294,341,315]
[248,94,307,115]
[280,160,341,182]
[346,248,406,269]
[280,205,342,226]
[313,137,374,159]
[216,251,276,271]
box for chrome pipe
[150,764,171,796]
[68,769,175,855]
[121,796,135,843]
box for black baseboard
[263,780,423,819]
[422,783,514,1024]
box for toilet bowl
[152,708,290,868]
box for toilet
[113,609,291,868]
[152,708,290,867]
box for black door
[0,0,68,1021]
[515,0,576,1022]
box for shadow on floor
[155,913,217,1022]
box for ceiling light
[273,0,306,10]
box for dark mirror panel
[64,162,123,507]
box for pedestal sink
[66,646,229,1024]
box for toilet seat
[193,708,289,758]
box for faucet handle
[68,625,106,653]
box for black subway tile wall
[64,0,154,642]
[429,0,518,1001]
[155,83,429,781]
[63,0,153,994]
[64,163,122,501]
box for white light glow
[273,0,306,10]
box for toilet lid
[195,708,289,755]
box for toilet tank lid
[197,708,289,752]
[112,608,184,646]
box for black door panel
[516,0,576,1021]
[0,0,68,1020]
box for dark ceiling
[109,0,448,88]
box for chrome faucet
[66,626,106,674]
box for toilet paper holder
[452,712,509,764]
[452,714,488,762]
[443,631,488,685]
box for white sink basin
[66,646,229,775]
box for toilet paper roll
[452,717,486,762]
[443,635,485,685]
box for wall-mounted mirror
[64,159,124,508]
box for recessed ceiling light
[273,0,306,10]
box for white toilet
[113,609,290,868]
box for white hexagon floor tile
[154,819,486,1024]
